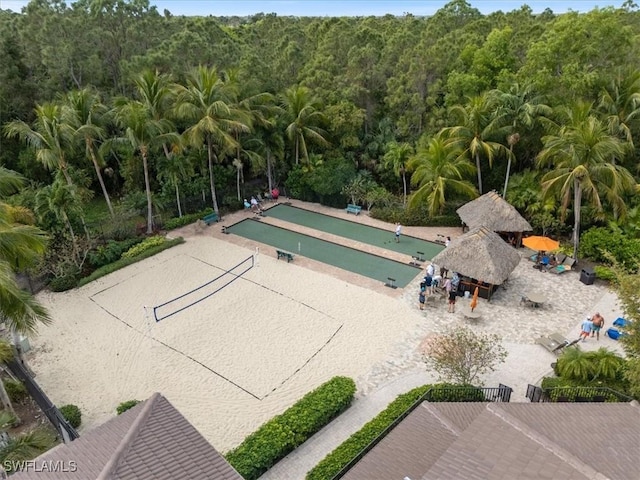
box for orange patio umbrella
[522,236,560,252]
[470,287,479,312]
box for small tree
[423,326,507,385]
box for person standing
[444,277,455,313]
[591,313,604,340]
[418,282,426,310]
[445,236,451,247]
[580,317,593,342]
[395,222,402,243]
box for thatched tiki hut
[431,226,521,300]
[457,190,532,246]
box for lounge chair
[536,333,570,353]
[549,264,571,275]
[613,317,628,327]
[563,256,577,268]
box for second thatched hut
[431,226,521,300]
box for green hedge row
[306,384,429,480]
[370,206,461,227]
[76,237,184,288]
[306,383,484,480]
[225,376,356,480]
[164,208,214,230]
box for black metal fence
[330,384,512,480]
[6,359,79,443]
[526,384,633,403]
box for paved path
[258,371,436,480]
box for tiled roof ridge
[486,404,607,480]
[95,392,161,480]
[420,402,462,436]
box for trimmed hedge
[59,404,82,428]
[76,237,184,287]
[88,237,144,269]
[117,399,141,415]
[164,208,213,230]
[225,376,356,480]
[306,383,483,480]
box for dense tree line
[2,0,640,280]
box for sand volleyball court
[29,235,420,450]
[90,252,343,399]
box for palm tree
[0,169,50,412]
[408,133,478,216]
[174,65,250,215]
[537,104,635,259]
[490,84,552,197]
[232,158,244,201]
[281,85,329,166]
[113,100,179,234]
[157,154,193,218]
[444,93,509,194]
[598,69,640,149]
[556,347,593,382]
[382,142,413,207]
[4,103,75,186]
[62,88,114,217]
[587,348,625,382]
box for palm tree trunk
[0,381,15,417]
[503,145,514,198]
[475,152,483,194]
[236,163,241,201]
[207,141,220,215]
[573,179,582,260]
[141,149,154,234]
[295,137,300,165]
[267,153,273,193]
[87,140,114,218]
[175,184,182,218]
[402,170,407,207]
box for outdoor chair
[563,256,577,268]
[536,333,569,353]
[613,317,629,327]
[549,264,571,275]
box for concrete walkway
[259,371,436,480]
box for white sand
[27,222,628,452]
[29,236,422,451]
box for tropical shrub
[88,238,144,268]
[579,227,640,272]
[121,236,166,258]
[77,237,184,287]
[59,404,81,428]
[163,208,213,230]
[48,274,79,292]
[116,400,141,415]
[226,376,356,480]
[3,380,28,404]
[594,265,616,283]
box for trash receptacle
[580,267,596,285]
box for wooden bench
[202,213,219,225]
[346,204,362,215]
[384,277,397,289]
[276,250,294,263]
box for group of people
[244,188,280,214]
[534,251,558,270]
[579,313,606,341]
[418,262,460,313]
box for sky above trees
[2,0,623,16]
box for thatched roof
[431,226,521,285]
[457,190,532,232]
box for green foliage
[59,404,81,428]
[116,400,141,415]
[579,227,640,272]
[0,427,58,472]
[423,326,508,385]
[77,238,184,287]
[306,383,486,480]
[88,238,144,269]
[48,274,79,292]
[225,376,356,480]
[594,265,616,283]
[3,379,27,404]
[121,236,166,259]
[163,208,213,230]
[370,205,461,227]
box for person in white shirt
[426,263,435,277]
[395,223,402,243]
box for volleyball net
[153,254,254,322]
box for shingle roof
[11,393,242,480]
[344,401,640,480]
[457,190,532,232]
